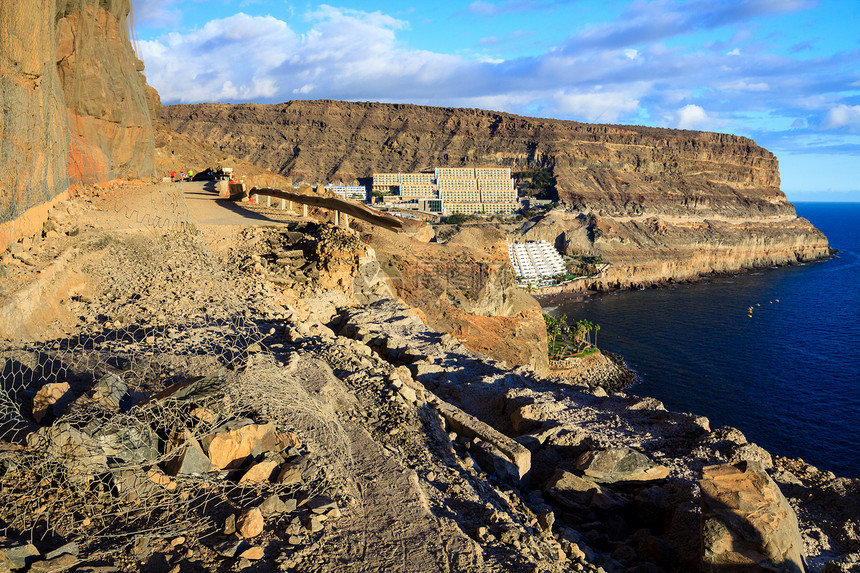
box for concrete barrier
[396,371,531,486]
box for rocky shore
[548,351,638,394]
[0,185,857,573]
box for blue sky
[132,0,860,201]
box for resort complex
[372,167,519,215]
[508,240,567,286]
[326,184,367,202]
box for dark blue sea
[545,203,860,478]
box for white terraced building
[508,240,567,286]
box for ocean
[545,202,860,478]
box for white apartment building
[508,240,567,286]
[372,167,518,215]
[326,185,367,201]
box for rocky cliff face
[0,0,155,225]
[363,223,549,375]
[0,0,70,223]
[163,100,786,217]
[521,209,829,291]
[162,100,829,287]
[57,0,157,185]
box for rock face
[520,209,829,291]
[700,461,805,572]
[0,0,70,223]
[57,0,157,184]
[0,0,155,226]
[575,448,670,484]
[362,222,548,374]
[161,100,780,209]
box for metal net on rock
[0,185,339,558]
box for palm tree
[573,319,590,351]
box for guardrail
[248,187,404,233]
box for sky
[132,0,860,201]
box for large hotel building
[372,167,518,215]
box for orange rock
[147,469,177,491]
[700,461,805,572]
[204,422,278,470]
[32,382,73,423]
[240,546,264,560]
[239,460,279,484]
[236,508,264,539]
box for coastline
[534,248,836,302]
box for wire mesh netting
[0,181,353,559]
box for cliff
[162,100,787,218]
[0,1,70,224]
[162,100,830,286]
[519,209,830,291]
[363,223,549,374]
[57,0,157,184]
[0,0,155,228]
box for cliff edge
[162,100,830,287]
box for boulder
[470,439,526,486]
[276,454,312,485]
[236,508,264,539]
[730,442,774,470]
[259,495,289,519]
[0,537,40,570]
[240,546,264,560]
[87,418,158,463]
[31,382,74,423]
[700,461,805,572]
[27,422,108,476]
[544,469,621,511]
[575,448,669,483]
[28,554,78,573]
[165,432,213,475]
[89,373,128,411]
[202,421,279,470]
[239,459,280,484]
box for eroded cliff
[162,100,787,219]
[163,100,830,287]
[0,0,155,228]
[57,0,157,184]
[362,223,549,375]
[0,1,70,223]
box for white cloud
[134,0,859,151]
[551,89,641,123]
[824,105,860,130]
[727,48,741,56]
[139,13,294,103]
[672,104,717,130]
[715,79,769,91]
